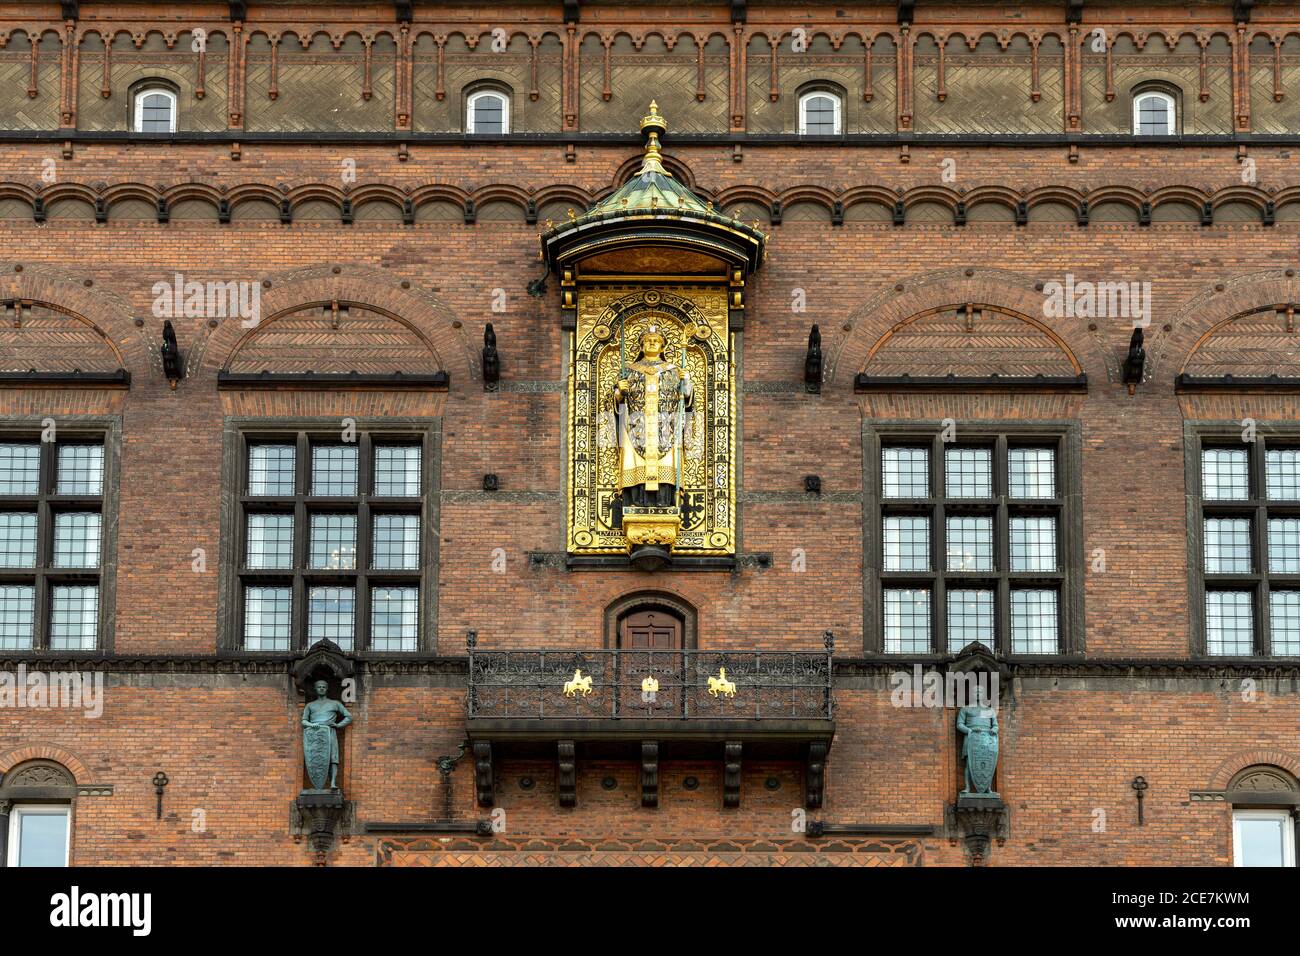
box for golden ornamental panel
[568,285,734,556]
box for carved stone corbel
[557,740,577,808]
[946,795,1009,867]
[723,741,742,808]
[472,740,494,807]
[805,741,827,809]
[292,790,353,866]
[641,741,659,808]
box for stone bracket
[641,741,659,808]
[292,790,354,866]
[557,740,577,808]
[472,740,494,807]
[805,741,827,810]
[723,741,742,809]
[945,794,1009,867]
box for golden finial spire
[637,100,670,178]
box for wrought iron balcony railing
[466,647,833,721]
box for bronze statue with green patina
[301,679,352,791]
[956,686,999,795]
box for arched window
[133,85,177,133]
[1,760,77,867]
[1132,88,1176,135]
[1227,765,1299,867]
[799,89,842,136]
[466,88,510,134]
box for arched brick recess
[0,744,89,783]
[1207,749,1300,791]
[828,268,1110,385]
[195,267,475,384]
[863,306,1081,377]
[1156,270,1300,379]
[603,589,699,648]
[0,264,151,379]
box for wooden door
[619,609,682,649]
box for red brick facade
[0,1,1298,868]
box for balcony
[465,642,835,809]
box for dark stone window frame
[0,415,121,654]
[217,417,441,655]
[861,420,1084,658]
[1185,421,1300,659]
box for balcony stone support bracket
[558,740,577,807]
[641,741,659,808]
[473,741,494,808]
[723,741,743,808]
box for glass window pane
[881,447,929,498]
[1137,94,1171,134]
[56,444,103,496]
[0,443,40,494]
[246,514,294,569]
[1205,517,1252,573]
[311,445,359,497]
[372,514,420,570]
[1202,448,1250,500]
[139,92,173,132]
[945,515,993,571]
[309,514,357,570]
[1008,448,1055,498]
[883,515,930,571]
[883,588,930,654]
[371,586,418,652]
[248,444,296,496]
[1010,589,1058,653]
[1235,813,1288,867]
[472,94,505,133]
[52,512,101,569]
[1268,518,1300,574]
[802,94,838,134]
[14,809,68,867]
[0,584,35,650]
[1269,591,1300,656]
[1010,516,1057,572]
[50,584,98,650]
[944,448,992,498]
[1206,591,1253,655]
[308,586,355,651]
[947,589,994,652]
[244,585,291,651]
[374,445,421,497]
[1266,448,1300,501]
[0,512,37,567]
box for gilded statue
[613,326,693,509]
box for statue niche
[570,296,730,568]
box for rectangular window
[227,424,433,652]
[1233,809,1296,867]
[881,447,929,499]
[0,513,37,568]
[1189,428,1300,656]
[1206,590,1254,656]
[883,516,930,572]
[1203,448,1251,500]
[883,588,931,654]
[947,588,994,652]
[946,516,993,572]
[868,425,1078,655]
[1011,588,1059,653]
[6,805,70,867]
[1269,591,1300,655]
[0,425,115,651]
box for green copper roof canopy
[540,102,766,276]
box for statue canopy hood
[540,102,766,278]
